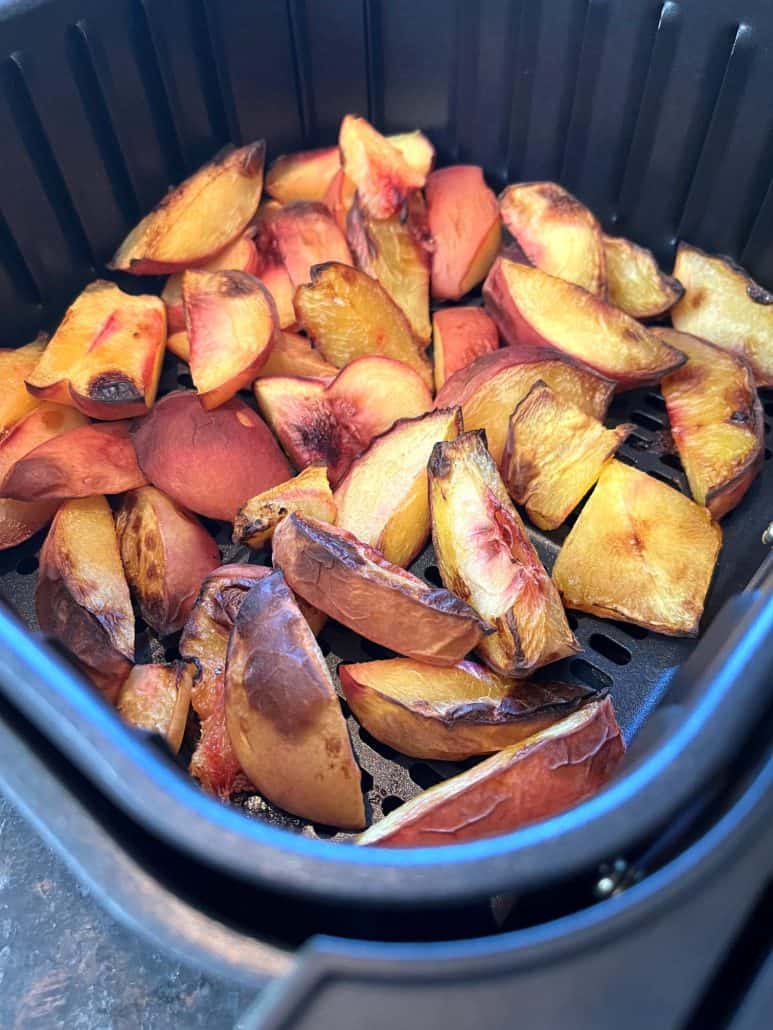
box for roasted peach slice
[432,306,499,390]
[265,145,341,204]
[252,202,297,329]
[254,355,432,486]
[359,696,624,846]
[0,404,87,550]
[429,431,579,676]
[658,328,763,518]
[255,331,338,379]
[166,330,190,362]
[117,661,193,753]
[339,115,427,220]
[671,243,773,386]
[484,258,685,389]
[334,408,462,567]
[347,192,432,344]
[36,495,134,700]
[425,165,501,300]
[132,391,291,521]
[25,281,166,420]
[110,142,265,274]
[553,460,721,636]
[503,381,633,530]
[499,182,606,296]
[322,169,357,233]
[162,234,259,332]
[233,464,336,549]
[182,269,278,409]
[272,514,489,665]
[0,335,47,433]
[271,201,352,287]
[435,347,615,466]
[603,234,683,319]
[294,262,432,388]
[225,569,365,828]
[340,657,597,761]
[116,486,221,636]
[389,131,436,178]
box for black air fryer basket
[0,1,771,1027]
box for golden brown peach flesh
[657,328,763,519]
[132,391,291,522]
[162,234,259,333]
[110,141,265,274]
[425,165,501,300]
[166,331,190,362]
[182,269,278,410]
[294,262,432,388]
[603,234,683,319]
[36,495,134,700]
[671,243,773,387]
[429,431,579,677]
[334,407,462,567]
[358,697,624,846]
[233,465,336,550]
[25,281,166,420]
[265,145,341,204]
[254,355,432,487]
[225,569,365,828]
[272,514,490,665]
[255,331,338,379]
[271,201,352,288]
[116,486,221,637]
[388,131,436,178]
[499,182,606,297]
[432,306,499,391]
[339,115,427,220]
[0,335,47,433]
[483,258,685,389]
[553,460,722,636]
[340,657,597,761]
[117,661,193,753]
[502,380,632,530]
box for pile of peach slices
[1,113,768,846]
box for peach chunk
[603,235,683,319]
[252,202,298,329]
[425,165,501,300]
[110,142,265,274]
[271,201,352,287]
[265,145,341,204]
[132,391,291,521]
[25,281,166,420]
[255,331,338,379]
[117,661,193,753]
[162,234,259,332]
[233,465,336,549]
[429,431,579,676]
[322,169,357,233]
[432,306,499,390]
[334,408,462,567]
[36,495,134,700]
[0,335,47,434]
[339,115,428,220]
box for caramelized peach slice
[426,165,501,300]
[265,145,341,204]
[499,182,606,296]
[294,262,432,388]
[484,258,685,389]
[255,331,338,379]
[430,431,578,676]
[166,330,190,362]
[252,202,297,329]
[503,381,632,530]
[658,328,763,518]
[671,243,773,386]
[132,391,291,521]
[435,347,614,466]
[340,657,597,761]
[553,460,721,635]
[183,269,278,409]
[36,495,134,700]
[0,335,47,433]
[335,408,462,567]
[117,661,193,753]
[323,168,357,233]
[603,235,683,319]
[233,465,336,549]
[110,142,265,274]
[388,131,436,178]
[25,281,165,420]
[254,356,432,486]
[116,486,221,636]
[339,115,427,220]
[432,306,499,390]
[225,569,365,828]
[273,514,490,665]
[272,201,352,287]
[162,234,259,332]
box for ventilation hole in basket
[381,795,404,816]
[15,555,38,575]
[648,469,680,488]
[424,564,443,587]
[631,410,664,431]
[645,394,666,412]
[361,638,396,660]
[360,768,374,792]
[660,452,682,471]
[588,633,631,666]
[313,823,337,839]
[177,373,193,388]
[358,726,398,760]
[165,644,180,662]
[569,658,613,692]
[410,763,444,789]
[608,619,648,640]
[627,432,651,451]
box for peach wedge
[162,234,259,332]
[0,335,47,434]
[503,381,633,530]
[252,201,297,329]
[658,328,763,519]
[432,306,499,391]
[117,661,193,753]
[553,460,722,636]
[335,407,462,567]
[603,234,683,319]
[339,115,427,220]
[25,281,166,420]
[340,657,597,761]
[323,168,356,233]
[359,697,624,846]
[110,142,265,274]
[271,201,352,288]
[233,464,336,549]
[255,331,338,379]
[265,145,341,204]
